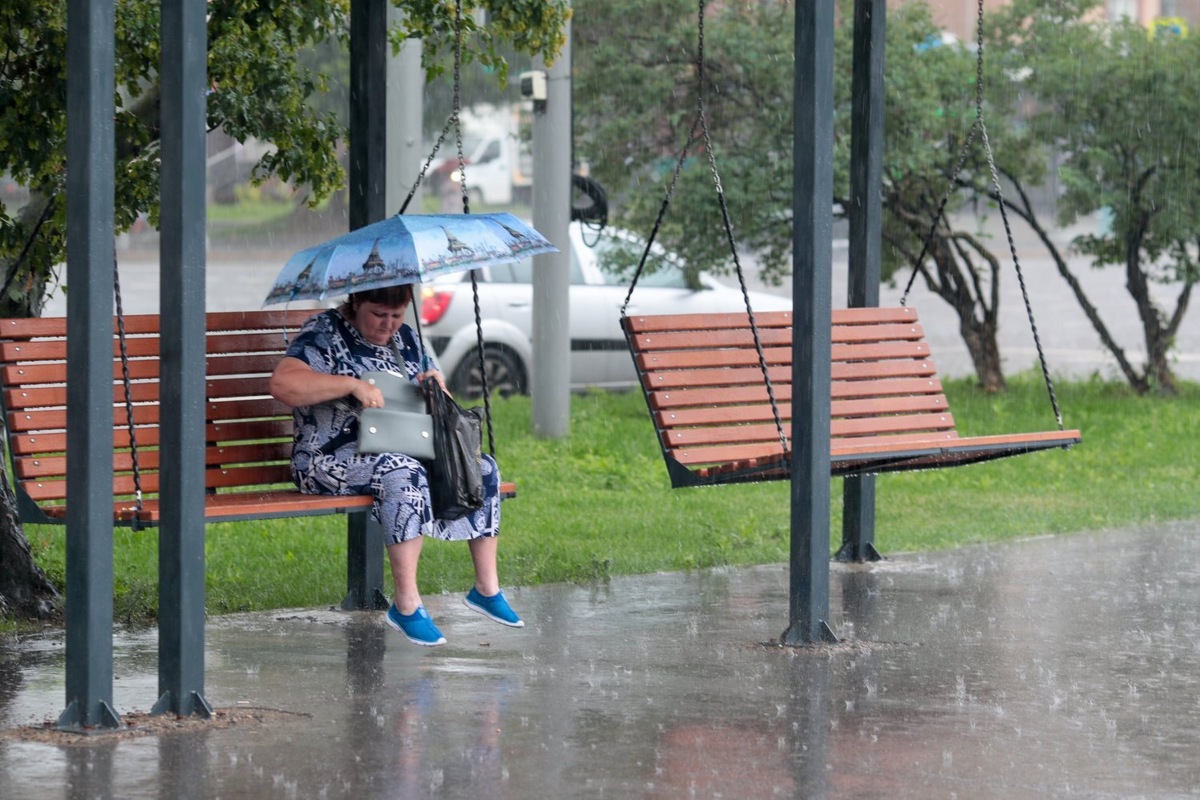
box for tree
[987,0,1198,394]
[0,0,569,620]
[573,0,1042,391]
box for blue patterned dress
[284,309,500,545]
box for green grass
[22,376,1200,622]
[205,194,298,228]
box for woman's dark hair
[345,284,413,310]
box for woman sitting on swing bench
[269,284,524,647]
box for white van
[430,133,532,208]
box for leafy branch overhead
[0,0,569,318]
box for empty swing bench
[622,306,1081,488]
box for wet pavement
[2,521,1198,799]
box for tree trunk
[919,231,1008,392]
[961,315,1006,393]
[0,465,60,620]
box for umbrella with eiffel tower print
[263,212,557,306]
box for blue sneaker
[464,587,524,628]
[385,604,446,646]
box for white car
[418,222,791,397]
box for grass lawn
[21,376,1200,622]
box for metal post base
[340,587,391,611]
[151,690,212,719]
[56,699,122,732]
[780,620,840,647]
[834,540,884,563]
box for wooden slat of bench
[646,364,941,411]
[642,357,939,394]
[32,481,519,524]
[649,377,945,415]
[20,462,297,504]
[666,410,960,466]
[9,414,294,458]
[622,306,920,336]
[655,393,951,430]
[0,309,313,337]
[635,340,932,374]
[627,322,928,358]
[0,326,311,365]
[690,430,1078,483]
[31,491,378,524]
[207,397,292,420]
[16,441,297,480]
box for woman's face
[351,299,408,346]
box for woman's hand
[350,379,386,409]
[271,357,385,409]
[417,369,449,396]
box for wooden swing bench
[0,309,514,610]
[622,306,1081,488]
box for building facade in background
[918,0,1196,39]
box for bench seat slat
[643,358,939,394]
[9,415,295,456]
[654,394,952,430]
[15,441,297,480]
[32,481,518,524]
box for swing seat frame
[623,306,1081,488]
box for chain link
[900,0,1063,428]
[113,252,143,525]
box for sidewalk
[2,521,1198,799]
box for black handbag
[423,377,485,520]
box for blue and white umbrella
[264,212,557,306]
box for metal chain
[113,252,143,524]
[623,1,787,453]
[899,120,980,306]
[398,114,456,215]
[445,0,493,451]
[453,0,470,217]
[979,120,1063,426]
[619,116,700,314]
[693,0,787,452]
[899,0,1064,428]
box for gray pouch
[356,372,436,461]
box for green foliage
[1005,3,1200,283]
[984,0,1200,391]
[23,380,1200,620]
[0,0,569,317]
[572,0,1044,288]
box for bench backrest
[622,306,958,482]
[0,309,316,522]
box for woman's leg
[468,535,500,597]
[387,536,425,614]
[464,534,522,627]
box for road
[45,210,1198,383]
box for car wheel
[449,346,527,399]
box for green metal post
[59,0,121,731]
[839,0,887,564]
[153,0,212,719]
[782,0,839,646]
